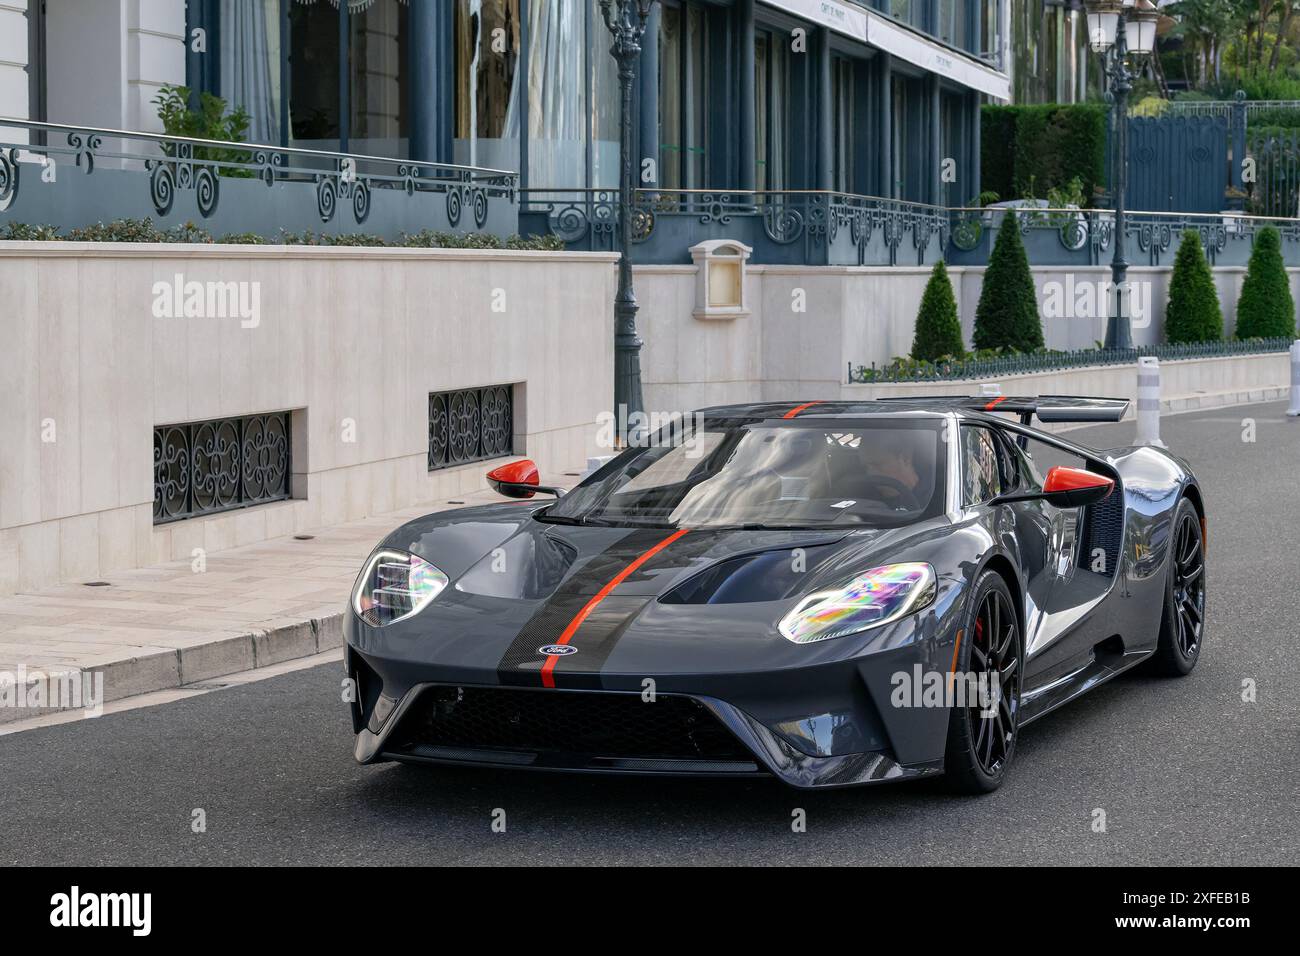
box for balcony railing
[0,118,518,241]
[522,188,1300,268]
[5,117,1296,269]
[946,206,1300,269]
[521,188,951,266]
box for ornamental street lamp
[599,0,657,443]
[1085,0,1160,351]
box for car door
[1005,431,1116,682]
[959,425,1057,677]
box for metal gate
[1247,127,1300,218]
[1126,114,1229,213]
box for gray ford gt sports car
[345,395,1206,793]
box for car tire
[1145,498,1205,677]
[942,570,1022,795]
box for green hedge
[1247,108,1300,129]
[0,218,567,250]
[980,105,1019,202]
[981,103,1107,206]
[1165,231,1224,344]
[911,260,963,361]
[973,211,1044,352]
[1235,227,1297,339]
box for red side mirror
[486,459,540,499]
[1042,466,1115,508]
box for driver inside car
[837,430,930,510]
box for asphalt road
[3,403,1297,866]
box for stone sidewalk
[0,478,576,724]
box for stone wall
[636,262,1300,412]
[0,242,617,594]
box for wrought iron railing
[0,117,518,240]
[947,205,1116,264]
[1164,99,1300,119]
[428,386,515,472]
[946,205,1300,268]
[521,187,951,266]
[1246,127,1300,219]
[847,338,1296,384]
[153,412,291,523]
[519,188,619,251]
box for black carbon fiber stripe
[546,595,649,688]
[497,591,590,686]
[496,529,666,686]
[611,529,722,584]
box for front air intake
[387,686,757,766]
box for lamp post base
[614,299,646,442]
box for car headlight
[778,563,936,644]
[352,549,449,627]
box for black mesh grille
[389,686,754,763]
[1081,485,1124,577]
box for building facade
[1007,0,1093,104]
[6,0,1009,211]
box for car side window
[995,432,1025,491]
[961,426,1006,505]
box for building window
[521,0,619,189]
[219,0,283,147]
[455,0,520,171]
[889,0,928,33]
[153,413,292,524]
[938,0,970,50]
[832,57,856,194]
[590,0,622,187]
[429,386,515,471]
[203,0,411,155]
[755,29,790,191]
[351,0,409,157]
[941,90,966,206]
[288,0,340,149]
[891,73,929,203]
[658,2,708,191]
[26,0,47,129]
[190,0,623,181]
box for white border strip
[758,0,1010,101]
[865,12,1010,100]
[760,0,869,38]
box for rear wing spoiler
[878,395,1131,425]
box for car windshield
[542,418,947,530]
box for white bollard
[1135,356,1166,447]
[1288,340,1300,418]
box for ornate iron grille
[153,413,291,524]
[428,386,514,471]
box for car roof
[694,396,1130,425]
[693,401,948,420]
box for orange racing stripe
[783,401,822,419]
[540,528,690,688]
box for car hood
[380,502,950,604]
[360,503,954,687]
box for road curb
[0,613,345,725]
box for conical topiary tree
[1234,226,1296,340]
[1164,230,1223,344]
[911,260,964,361]
[973,211,1044,352]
